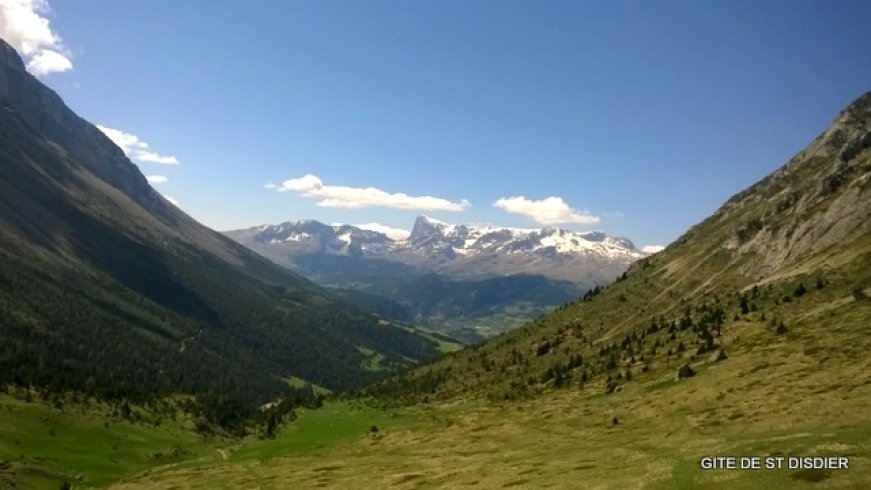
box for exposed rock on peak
[409,215,452,245]
[705,91,871,280]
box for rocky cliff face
[0,39,159,212]
[716,92,871,279]
[0,38,255,265]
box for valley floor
[109,353,871,489]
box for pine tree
[794,283,808,297]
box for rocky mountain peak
[828,91,871,163]
[704,91,871,279]
[409,215,452,245]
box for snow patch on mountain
[351,222,410,241]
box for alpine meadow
[0,2,870,489]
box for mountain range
[225,216,646,338]
[227,215,645,284]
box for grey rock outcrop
[718,91,871,280]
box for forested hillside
[0,38,443,433]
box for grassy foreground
[0,393,219,489]
[3,329,869,490]
[108,339,871,489]
[6,291,869,490]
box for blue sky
[3,0,870,249]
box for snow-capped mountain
[233,219,395,257]
[225,215,646,285]
[406,215,641,261]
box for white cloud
[96,125,141,154]
[276,173,469,212]
[0,0,73,76]
[493,196,600,225]
[642,245,665,254]
[162,195,178,206]
[281,174,323,193]
[97,125,180,165]
[353,223,411,241]
[146,175,168,184]
[24,47,70,75]
[137,151,179,165]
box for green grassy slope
[0,394,218,489]
[110,391,871,489]
[361,91,871,405]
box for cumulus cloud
[146,175,168,184]
[0,0,73,76]
[275,173,469,212]
[162,195,179,206]
[24,47,71,75]
[137,151,179,165]
[353,223,410,241]
[97,125,180,165]
[493,196,600,225]
[282,174,324,192]
[642,245,665,254]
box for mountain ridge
[0,38,445,430]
